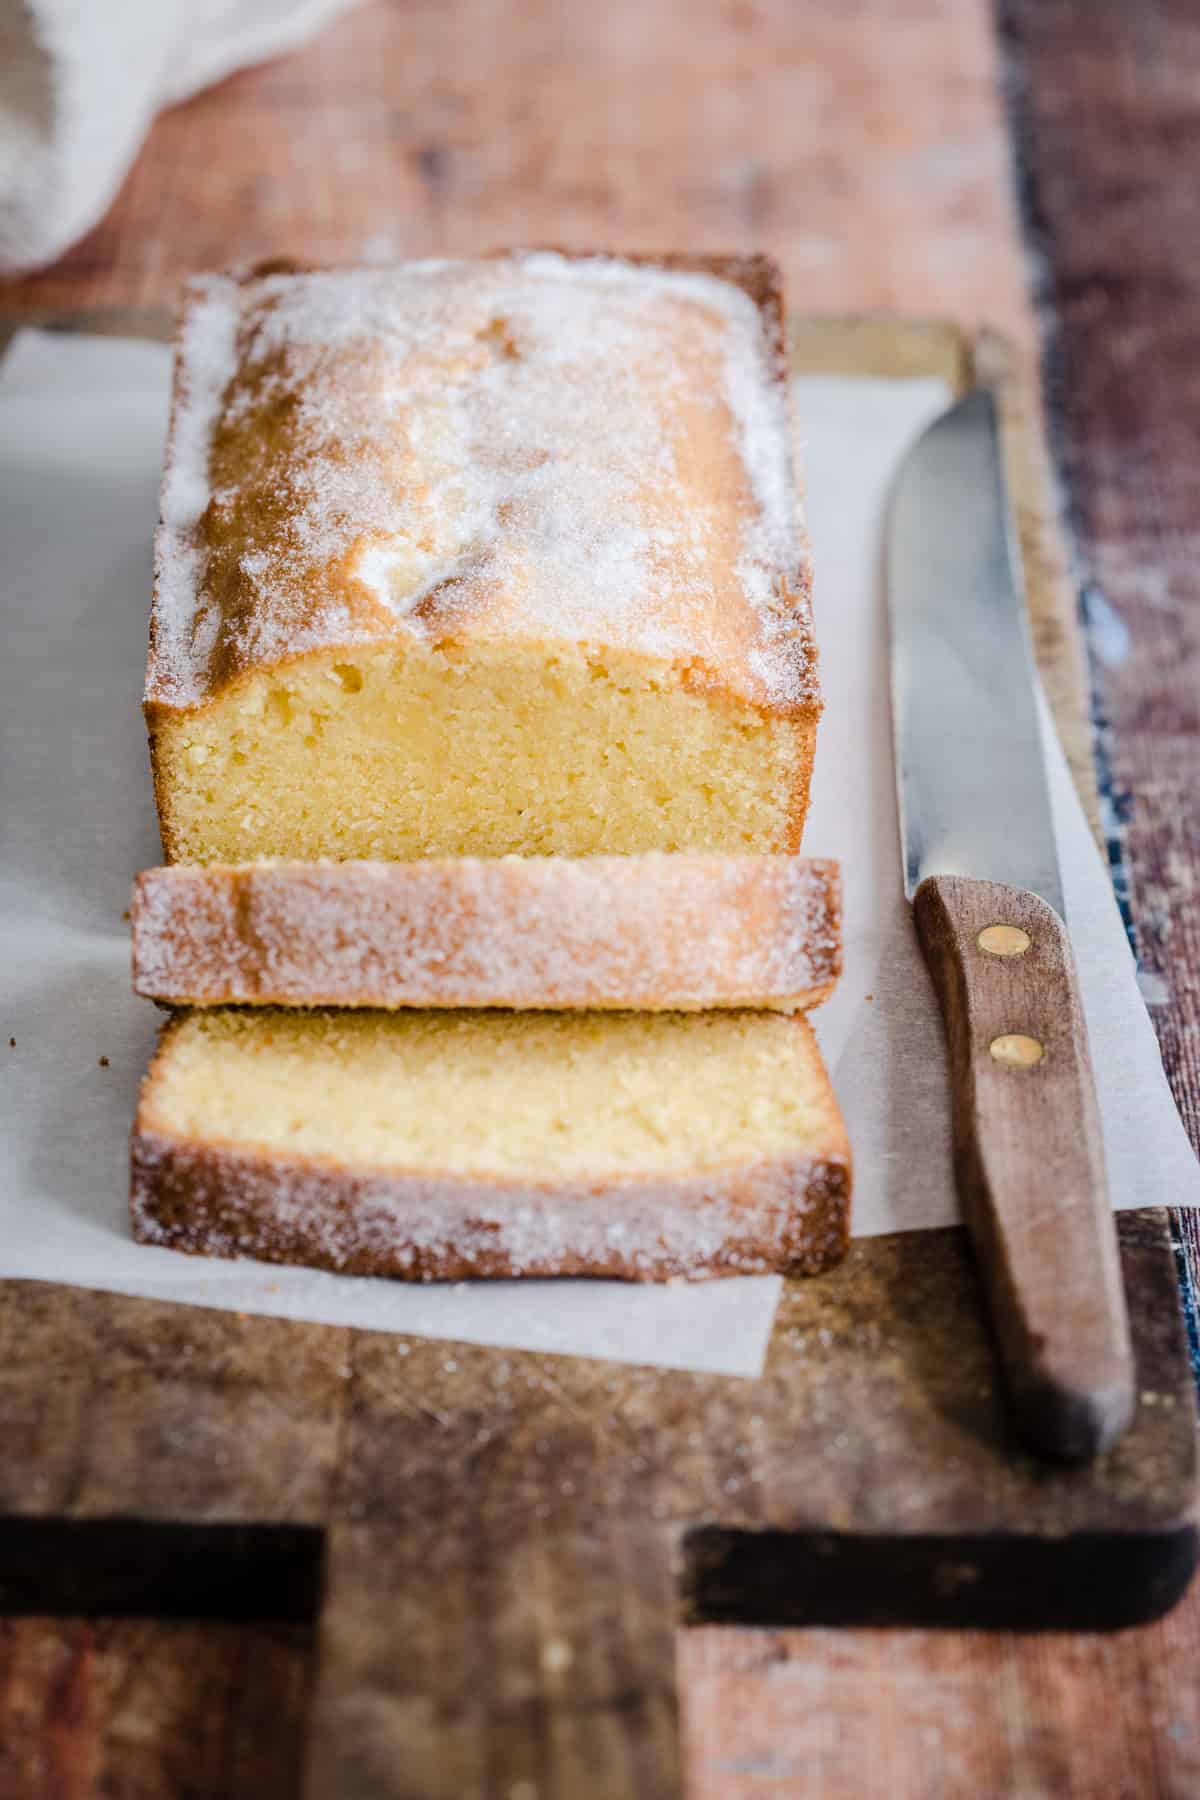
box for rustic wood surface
[0,0,1029,342]
[995,0,1200,1231]
[1,1,1198,1796]
[4,296,1190,1795]
[0,1210,1193,1799]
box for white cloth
[0,0,360,271]
[0,330,1196,1378]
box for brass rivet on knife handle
[913,873,1137,1462]
[989,1033,1045,1068]
[978,924,1031,958]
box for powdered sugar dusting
[132,1129,850,1282]
[146,254,816,712]
[131,854,842,1012]
[151,277,239,705]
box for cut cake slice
[130,1008,852,1282]
[131,854,841,1013]
[146,251,819,864]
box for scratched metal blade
[887,387,1065,919]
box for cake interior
[153,640,809,864]
[140,1008,838,1180]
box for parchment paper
[1,331,1195,1378]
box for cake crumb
[99,1055,110,1068]
[8,1037,14,1048]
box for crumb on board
[8,1037,14,1048]
[122,909,131,922]
[98,1055,110,1068]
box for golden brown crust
[786,725,817,854]
[145,250,818,724]
[508,249,791,386]
[129,1131,851,1283]
[129,1009,852,1282]
[146,723,177,862]
[131,855,842,1012]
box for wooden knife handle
[913,874,1136,1461]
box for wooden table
[2,1,1197,1792]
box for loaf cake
[131,854,842,1013]
[146,251,819,864]
[130,1008,851,1281]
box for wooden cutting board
[0,312,1194,1800]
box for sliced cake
[131,854,842,1013]
[146,251,819,863]
[130,1008,851,1281]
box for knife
[887,387,1136,1462]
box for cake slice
[146,251,819,864]
[130,1009,851,1281]
[131,854,842,1013]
